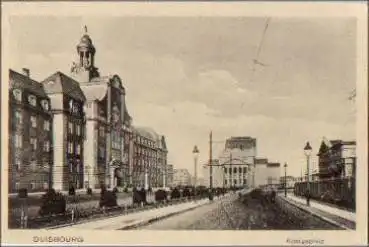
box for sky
[8,16,356,177]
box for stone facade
[8,69,53,193]
[218,136,257,188]
[8,28,168,193]
[317,138,356,179]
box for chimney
[22,68,30,77]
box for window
[224,180,227,185]
[234,179,237,185]
[76,144,81,155]
[30,160,37,171]
[239,167,242,173]
[44,120,50,131]
[14,134,23,148]
[43,182,49,190]
[15,160,21,172]
[76,124,81,136]
[15,111,22,125]
[233,167,237,173]
[30,115,37,128]
[28,94,37,106]
[99,146,105,158]
[243,167,247,173]
[15,182,20,191]
[44,141,50,152]
[30,138,37,150]
[224,167,227,173]
[30,182,35,190]
[68,122,73,134]
[41,100,50,111]
[13,89,22,101]
[243,179,247,185]
[99,126,105,138]
[68,142,73,154]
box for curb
[278,196,354,230]
[119,201,210,230]
[47,199,212,230]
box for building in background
[253,158,268,188]
[253,158,281,187]
[166,164,174,187]
[266,162,280,185]
[132,127,167,189]
[8,27,168,193]
[173,168,191,187]
[218,136,257,188]
[317,138,356,179]
[279,175,296,188]
[8,69,53,193]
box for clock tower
[71,26,100,83]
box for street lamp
[284,163,288,197]
[304,142,312,206]
[192,145,200,197]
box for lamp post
[284,163,288,197]
[192,145,199,197]
[304,142,312,206]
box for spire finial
[84,25,88,34]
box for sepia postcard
[1,2,368,246]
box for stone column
[52,113,65,191]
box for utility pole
[209,131,213,200]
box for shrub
[132,189,142,204]
[86,188,92,195]
[140,188,147,204]
[155,189,167,202]
[39,189,67,216]
[112,187,119,194]
[99,190,117,208]
[123,187,128,193]
[68,185,76,196]
[170,188,181,200]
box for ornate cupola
[71,26,100,83]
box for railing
[9,189,227,229]
[293,177,355,210]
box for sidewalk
[58,199,209,230]
[58,194,233,230]
[282,193,355,230]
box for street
[137,193,342,230]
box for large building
[166,164,174,187]
[8,69,53,193]
[173,168,191,187]
[218,136,257,188]
[8,27,168,193]
[317,138,356,179]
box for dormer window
[12,89,22,102]
[41,100,50,111]
[28,94,37,106]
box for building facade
[317,138,356,179]
[132,127,167,189]
[166,164,174,187]
[8,69,53,193]
[8,28,168,193]
[173,169,191,187]
[218,136,257,188]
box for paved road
[138,193,341,230]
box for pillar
[52,113,65,191]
